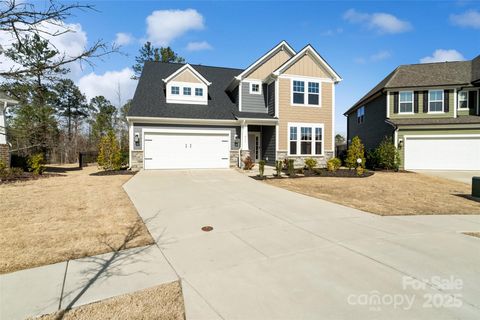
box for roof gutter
[126,116,239,126]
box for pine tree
[131,42,185,79]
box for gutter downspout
[385,119,399,148]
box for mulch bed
[0,172,63,184]
[250,168,374,180]
[90,169,136,176]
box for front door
[248,132,261,162]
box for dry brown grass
[0,165,154,274]
[464,232,480,238]
[34,281,185,320]
[265,171,480,216]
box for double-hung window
[458,91,468,109]
[195,88,203,96]
[357,106,365,124]
[183,87,191,96]
[250,82,261,94]
[293,81,305,104]
[429,90,443,112]
[308,82,319,105]
[171,86,180,95]
[399,91,413,113]
[288,124,323,155]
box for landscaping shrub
[97,130,122,171]
[327,157,341,172]
[304,157,317,171]
[27,153,46,175]
[287,159,295,176]
[346,136,366,169]
[258,160,266,177]
[373,137,401,170]
[366,149,380,170]
[275,160,283,177]
[242,156,255,170]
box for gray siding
[267,82,275,116]
[261,125,276,164]
[133,123,241,150]
[347,94,395,151]
[241,81,267,113]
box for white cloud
[146,9,204,46]
[371,50,391,61]
[344,9,412,34]
[186,41,212,51]
[450,10,480,29]
[77,68,136,106]
[320,28,344,36]
[115,32,134,46]
[420,49,466,63]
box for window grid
[289,125,323,156]
[171,86,180,95]
[429,90,443,112]
[458,91,468,109]
[183,87,191,96]
[195,88,203,96]
[399,91,413,113]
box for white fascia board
[237,41,296,80]
[273,45,342,83]
[236,118,278,125]
[126,116,239,126]
[162,64,212,86]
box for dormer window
[250,82,261,94]
[171,86,180,95]
[183,87,191,96]
[163,64,211,105]
[195,88,203,96]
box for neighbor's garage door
[143,131,230,169]
[404,135,480,170]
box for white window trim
[290,78,322,107]
[457,90,469,110]
[428,89,444,114]
[171,86,180,95]
[249,80,262,95]
[287,122,324,156]
[195,88,204,97]
[166,81,208,105]
[398,91,414,114]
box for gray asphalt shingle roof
[128,61,246,120]
[345,58,479,115]
[387,116,480,126]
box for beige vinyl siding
[170,69,202,83]
[278,78,333,151]
[248,50,292,80]
[284,54,330,78]
[396,127,480,168]
[389,90,454,119]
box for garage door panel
[405,136,480,170]
[144,132,230,170]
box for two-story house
[344,56,480,171]
[127,41,341,170]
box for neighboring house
[0,92,18,167]
[127,41,342,170]
[344,56,480,170]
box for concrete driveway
[124,169,480,319]
[414,170,480,185]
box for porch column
[240,121,249,150]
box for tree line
[0,0,184,164]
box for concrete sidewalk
[0,244,178,320]
[124,169,480,319]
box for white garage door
[404,135,480,170]
[144,131,230,169]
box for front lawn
[265,171,480,216]
[0,165,154,274]
[34,281,185,320]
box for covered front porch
[239,119,277,166]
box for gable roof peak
[162,63,212,86]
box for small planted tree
[275,160,283,177]
[375,137,401,171]
[304,158,317,172]
[327,157,341,172]
[97,130,122,171]
[258,160,266,177]
[27,153,46,175]
[346,136,366,170]
[287,159,295,176]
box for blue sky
[63,0,480,135]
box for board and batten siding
[389,90,454,119]
[261,125,276,164]
[267,82,275,116]
[284,54,331,78]
[247,49,292,80]
[278,78,333,151]
[241,81,267,113]
[170,69,202,83]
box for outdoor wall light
[134,133,140,146]
[234,134,239,148]
[398,139,403,148]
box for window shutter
[393,92,399,114]
[423,91,428,113]
[469,91,476,109]
[414,91,419,113]
[444,90,450,112]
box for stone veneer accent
[276,150,334,168]
[0,144,9,167]
[239,150,251,168]
[230,150,240,168]
[130,150,144,170]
